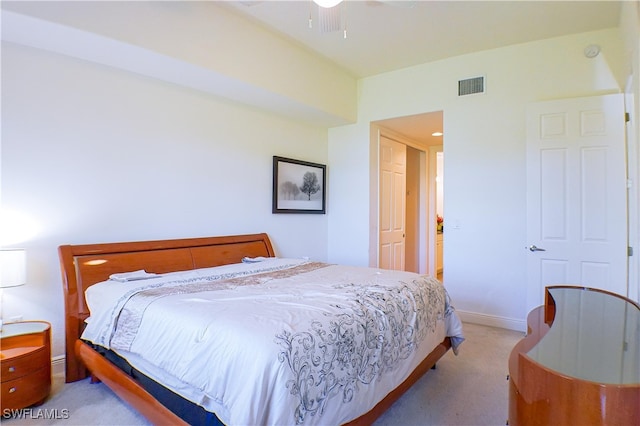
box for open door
[379,135,406,271]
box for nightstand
[0,321,51,410]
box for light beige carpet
[2,323,523,426]
[374,323,523,426]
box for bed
[59,233,464,425]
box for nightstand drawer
[1,367,50,410]
[1,346,48,381]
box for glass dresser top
[527,287,639,385]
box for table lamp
[0,248,26,331]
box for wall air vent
[458,76,485,96]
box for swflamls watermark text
[2,408,70,420]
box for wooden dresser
[1,321,51,410]
[508,286,639,425]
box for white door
[380,136,406,271]
[526,94,628,311]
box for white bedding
[82,258,464,425]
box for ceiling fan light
[313,0,343,8]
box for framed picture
[273,156,326,214]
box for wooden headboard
[58,233,275,382]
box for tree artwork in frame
[273,156,326,214]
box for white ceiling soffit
[1,10,351,127]
[225,0,622,78]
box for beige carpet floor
[2,323,523,426]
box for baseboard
[457,310,526,333]
[52,355,65,377]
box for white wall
[2,2,637,365]
[328,28,628,330]
[620,0,640,303]
[1,42,329,360]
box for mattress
[87,342,223,425]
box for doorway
[370,111,444,277]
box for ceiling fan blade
[368,0,416,9]
[318,4,342,33]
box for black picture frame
[273,156,326,214]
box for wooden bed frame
[59,233,452,425]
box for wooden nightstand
[0,321,51,410]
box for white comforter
[82,258,464,425]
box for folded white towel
[241,256,271,264]
[109,270,159,282]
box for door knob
[528,245,546,252]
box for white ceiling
[224,0,621,79]
[2,0,621,144]
[223,0,622,144]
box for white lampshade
[0,249,26,288]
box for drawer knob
[9,387,16,393]
[8,366,16,373]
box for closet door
[380,136,406,271]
